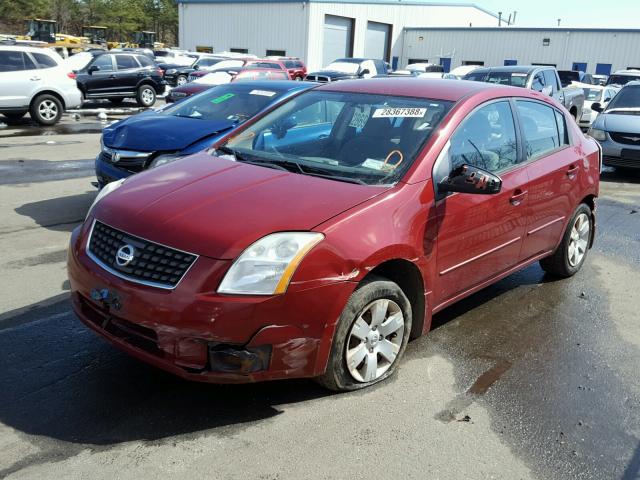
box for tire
[108,98,124,106]
[316,275,412,391]
[176,75,188,86]
[136,85,156,107]
[30,94,63,126]
[294,76,303,81]
[540,203,593,278]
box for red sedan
[68,78,600,390]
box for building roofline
[175,0,508,24]
[403,26,640,33]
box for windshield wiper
[301,171,366,185]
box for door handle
[29,76,41,81]
[509,189,527,206]
[567,165,579,178]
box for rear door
[433,100,528,305]
[0,50,39,108]
[113,55,141,94]
[515,99,576,260]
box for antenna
[498,12,502,27]
[513,11,517,24]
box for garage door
[364,21,390,61]
[323,15,353,67]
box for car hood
[93,152,387,259]
[601,113,640,132]
[102,113,235,151]
[307,70,358,80]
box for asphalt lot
[0,107,639,480]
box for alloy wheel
[568,213,590,267]
[38,100,58,121]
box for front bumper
[67,223,354,383]
[600,136,640,169]
[95,153,133,188]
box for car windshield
[607,74,640,86]
[161,84,284,122]
[583,88,603,102]
[558,71,579,88]
[218,91,453,186]
[605,85,640,114]
[325,61,360,74]
[469,71,529,87]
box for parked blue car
[95,80,316,187]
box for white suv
[0,46,82,125]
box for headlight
[218,232,324,295]
[166,68,177,74]
[588,128,607,141]
[149,154,185,169]
[87,178,125,219]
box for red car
[166,68,290,102]
[68,78,600,391]
[273,57,307,80]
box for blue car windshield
[161,85,285,122]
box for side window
[543,70,558,92]
[449,101,519,173]
[516,100,566,160]
[531,72,545,92]
[0,51,29,71]
[91,55,114,72]
[32,52,58,69]
[116,55,138,70]
[136,55,154,67]
[554,110,569,146]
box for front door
[515,100,578,260]
[433,100,528,307]
[82,54,116,95]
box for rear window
[607,74,640,86]
[250,61,282,69]
[137,55,154,67]
[32,52,58,69]
[583,88,602,102]
[116,55,139,69]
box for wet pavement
[0,115,639,479]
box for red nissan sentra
[68,78,600,391]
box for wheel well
[570,106,578,118]
[364,259,425,340]
[30,90,65,110]
[580,194,597,248]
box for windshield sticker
[211,93,235,104]
[250,89,276,97]
[373,107,427,118]
[349,106,371,128]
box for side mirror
[359,68,370,77]
[542,85,553,96]
[591,102,603,113]
[88,65,100,74]
[193,64,199,70]
[438,164,502,195]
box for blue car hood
[102,112,235,151]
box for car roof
[0,45,55,54]
[316,77,505,102]
[469,65,541,74]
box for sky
[472,0,640,28]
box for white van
[0,45,82,125]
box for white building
[177,0,504,70]
[400,27,640,75]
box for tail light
[67,72,76,79]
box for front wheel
[540,203,593,277]
[176,75,188,86]
[136,85,156,107]
[30,94,63,125]
[316,276,412,391]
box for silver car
[589,81,640,169]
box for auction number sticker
[250,89,276,97]
[373,107,427,118]
[211,93,235,104]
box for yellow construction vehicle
[81,25,108,47]
[132,31,156,49]
[25,19,57,44]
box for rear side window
[136,55,154,67]
[516,100,567,160]
[284,60,296,68]
[32,52,58,69]
[116,55,138,70]
[449,101,519,173]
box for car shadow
[0,296,333,448]
[14,191,96,232]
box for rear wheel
[176,75,188,86]
[316,276,412,391]
[30,94,63,125]
[136,85,156,107]
[540,203,593,277]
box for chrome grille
[87,220,198,289]
[610,132,640,146]
[305,75,330,83]
[100,148,151,173]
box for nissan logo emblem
[115,244,135,267]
